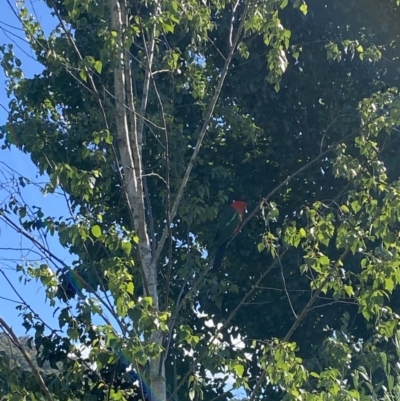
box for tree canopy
[2,0,400,400]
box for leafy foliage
[2,0,400,400]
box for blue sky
[0,2,71,336]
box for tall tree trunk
[109,0,165,399]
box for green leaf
[257,243,265,252]
[299,3,308,14]
[142,297,153,308]
[19,207,26,218]
[122,241,132,256]
[344,285,354,296]
[91,225,102,238]
[341,205,350,213]
[234,364,244,377]
[171,1,178,11]
[79,68,87,82]
[162,23,174,34]
[127,282,134,295]
[94,60,102,74]
[319,255,330,266]
[351,200,361,213]
[385,277,394,291]
[105,132,113,144]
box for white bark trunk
[110,0,165,399]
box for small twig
[0,214,65,268]
[151,69,171,75]
[248,372,267,401]
[137,11,157,148]
[0,295,19,303]
[278,255,297,319]
[142,172,168,186]
[229,0,241,49]
[163,280,186,365]
[308,299,357,311]
[143,177,156,255]
[167,262,213,334]
[207,36,226,61]
[256,286,310,292]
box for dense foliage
[2,0,400,400]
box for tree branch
[248,249,350,401]
[283,248,350,342]
[0,317,55,401]
[168,248,285,400]
[152,0,252,269]
[229,114,379,246]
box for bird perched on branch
[213,200,247,270]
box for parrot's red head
[231,200,247,215]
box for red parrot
[213,200,247,270]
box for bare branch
[144,177,156,255]
[163,279,186,366]
[248,373,267,401]
[229,0,241,48]
[137,16,156,149]
[278,255,297,319]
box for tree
[2,0,400,400]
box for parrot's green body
[213,201,247,269]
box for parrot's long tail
[213,241,227,270]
